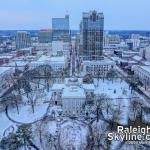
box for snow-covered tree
[0,133,21,150]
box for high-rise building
[15,31,31,49]
[80,10,104,61]
[38,29,52,43]
[52,15,70,42]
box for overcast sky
[0,0,150,30]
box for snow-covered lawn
[94,79,132,125]
[60,120,88,150]
[32,119,89,150]
[7,103,48,124]
[0,111,16,139]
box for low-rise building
[33,43,52,52]
[82,58,115,77]
[132,65,150,89]
[31,55,68,72]
[52,41,71,57]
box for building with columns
[51,77,95,116]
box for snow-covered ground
[0,111,16,139]
[0,83,51,139]
[7,103,48,123]
[94,79,131,125]
[0,77,149,149]
[32,119,89,150]
[59,120,88,150]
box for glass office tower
[52,15,70,42]
[80,11,104,61]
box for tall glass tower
[80,11,104,61]
[52,15,70,42]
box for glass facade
[52,15,70,42]
[80,11,104,61]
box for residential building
[15,31,31,49]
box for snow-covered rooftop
[83,84,95,90]
[62,86,86,98]
[0,55,13,59]
[50,56,65,62]
[52,84,64,90]
[0,67,12,75]
[83,58,114,65]
[132,55,142,61]
[142,61,150,66]
[141,66,150,74]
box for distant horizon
[0,29,150,31]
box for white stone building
[132,65,150,89]
[30,55,68,72]
[52,41,71,57]
[82,58,115,77]
[33,43,52,52]
[51,78,95,116]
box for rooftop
[132,55,142,61]
[0,67,12,75]
[141,66,150,74]
[83,84,95,90]
[52,84,64,90]
[62,86,86,98]
[50,56,65,62]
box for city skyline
[0,0,150,30]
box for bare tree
[83,73,94,84]
[27,90,39,113]
[92,121,109,150]
[95,94,112,122]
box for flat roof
[50,56,65,62]
[132,55,142,61]
[0,67,12,75]
[52,84,64,90]
[141,66,150,74]
[83,84,95,90]
[62,86,86,98]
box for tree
[1,93,21,114]
[106,67,118,82]
[129,97,143,124]
[0,133,22,150]
[95,94,112,122]
[96,71,103,86]
[27,90,38,113]
[108,101,123,130]
[92,121,110,150]
[16,124,32,150]
[83,74,94,84]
